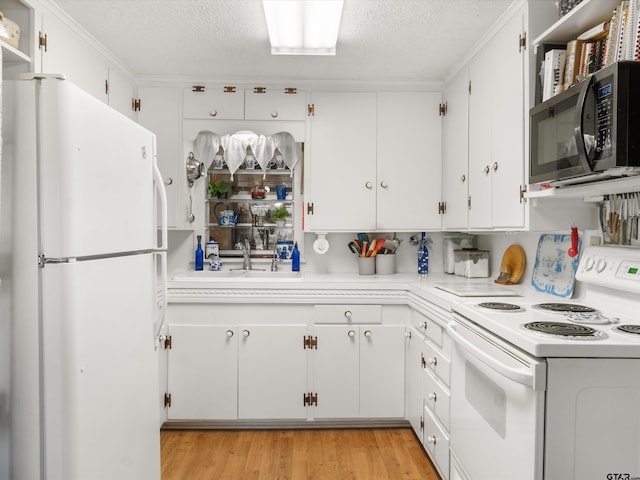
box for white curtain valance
[193,130,299,180]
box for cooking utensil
[370,237,386,256]
[186,152,203,187]
[494,244,526,285]
[348,241,360,255]
[567,226,579,257]
[357,233,369,246]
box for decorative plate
[531,234,581,298]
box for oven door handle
[447,321,538,389]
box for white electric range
[448,246,640,480]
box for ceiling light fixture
[262,0,344,55]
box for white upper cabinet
[306,91,378,232]
[377,92,443,231]
[442,68,470,231]
[305,91,442,232]
[468,6,526,230]
[183,86,244,120]
[137,86,181,229]
[244,87,306,121]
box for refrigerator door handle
[153,160,168,251]
[153,251,168,339]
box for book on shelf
[577,20,610,41]
[564,39,584,90]
[542,49,566,102]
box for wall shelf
[526,176,640,200]
[533,0,619,45]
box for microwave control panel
[593,75,614,159]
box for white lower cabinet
[238,324,308,420]
[406,307,452,480]
[313,324,406,419]
[166,324,238,420]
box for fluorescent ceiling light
[262,0,344,55]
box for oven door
[448,315,546,480]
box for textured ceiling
[53,0,515,82]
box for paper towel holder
[313,233,330,254]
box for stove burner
[523,321,605,340]
[614,325,640,337]
[533,303,596,313]
[477,302,522,311]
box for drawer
[183,87,244,120]
[314,305,382,324]
[424,405,450,480]
[424,339,451,387]
[411,310,443,347]
[424,369,450,431]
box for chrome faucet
[271,245,279,272]
[235,238,252,270]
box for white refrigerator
[5,75,167,480]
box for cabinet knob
[271,111,279,118]
[364,330,372,338]
[344,310,352,320]
[242,329,250,337]
[348,329,356,338]
[419,321,428,330]
[483,165,490,175]
[380,181,388,189]
[406,331,412,339]
[165,177,173,186]
[428,392,437,402]
[365,181,373,189]
[493,162,499,172]
[459,174,466,183]
[209,110,218,117]
[427,356,437,367]
[226,329,234,338]
[426,435,437,445]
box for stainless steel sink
[173,270,302,281]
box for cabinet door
[39,11,108,104]
[442,69,470,230]
[107,66,135,119]
[238,324,307,419]
[166,325,238,420]
[137,86,180,228]
[244,88,306,121]
[183,87,244,120]
[468,47,493,229]
[405,327,425,438]
[490,8,526,229]
[360,325,405,418]
[306,92,377,232]
[468,7,526,229]
[377,92,442,231]
[313,325,359,419]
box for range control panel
[576,246,640,293]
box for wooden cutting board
[495,244,526,285]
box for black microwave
[529,61,640,185]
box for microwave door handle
[574,75,595,169]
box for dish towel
[193,131,221,170]
[272,132,299,176]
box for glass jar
[250,180,267,199]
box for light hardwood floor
[161,427,441,480]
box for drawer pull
[419,321,428,330]
[363,330,372,338]
[242,329,250,337]
[344,310,352,320]
[348,329,356,338]
[226,330,234,338]
[427,435,437,445]
[271,111,279,118]
[427,357,438,367]
[209,110,218,117]
[428,392,437,402]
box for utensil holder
[375,254,396,275]
[358,257,375,275]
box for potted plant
[269,205,290,227]
[208,180,231,199]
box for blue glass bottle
[195,235,204,271]
[417,232,429,275]
[291,242,300,271]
